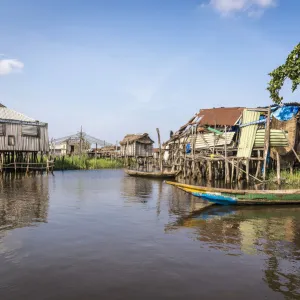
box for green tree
[268,43,300,104]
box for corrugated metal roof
[0,106,35,122]
[237,110,260,158]
[195,132,235,149]
[197,107,245,127]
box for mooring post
[263,106,271,181]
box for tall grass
[268,169,300,186]
[54,155,123,170]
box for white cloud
[203,0,276,16]
[0,58,24,75]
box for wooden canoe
[125,169,177,179]
[165,181,300,205]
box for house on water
[163,104,300,183]
[0,104,49,170]
[120,133,154,157]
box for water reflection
[166,206,300,298]
[0,174,49,231]
[166,186,212,216]
[122,175,153,203]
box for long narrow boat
[165,181,300,205]
[125,169,178,179]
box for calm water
[0,170,300,300]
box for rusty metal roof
[197,107,245,126]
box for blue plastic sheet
[272,106,299,121]
[186,143,191,154]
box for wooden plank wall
[0,123,49,152]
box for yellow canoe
[165,181,206,193]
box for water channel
[0,170,299,299]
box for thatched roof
[120,133,154,145]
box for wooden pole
[263,106,271,181]
[224,126,230,183]
[156,128,163,172]
[255,150,262,178]
[208,159,212,181]
[26,153,29,174]
[231,158,234,183]
[236,158,240,181]
[276,151,281,185]
[245,158,249,183]
[14,151,16,174]
[46,158,49,174]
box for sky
[0,0,300,144]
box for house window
[8,135,15,146]
[21,125,39,137]
[0,123,5,136]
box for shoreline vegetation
[268,170,300,186]
[53,155,124,170]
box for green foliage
[268,169,300,186]
[54,155,124,170]
[267,43,300,104]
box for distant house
[120,133,154,157]
[50,131,109,156]
[0,103,49,153]
[50,138,90,156]
[50,141,68,156]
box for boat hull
[165,181,300,205]
[125,169,177,179]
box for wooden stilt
[276,151,281,185]
[246,158,249,183]
[156,128,163,172]
[263,106,271,181]
[208,159,212,181]
[231,159,235,183]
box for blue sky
[0,0,299,144]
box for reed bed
[54,155,123,170]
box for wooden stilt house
[120,133,154,157]
[0,104,49,171]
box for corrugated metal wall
[0,123,49,152]
[237,110,260,158]
[254,129,288,147]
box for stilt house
[0,104,49,153]
[165,107,244,154]
[120,133,154,157]
[163,103,300,183]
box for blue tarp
[186,143,191,154]
[272,106,299,122]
